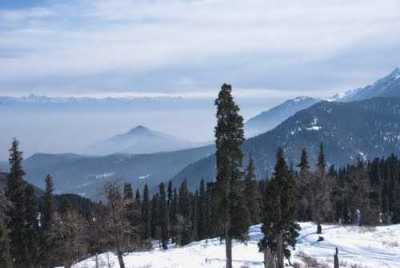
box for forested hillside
[173,97,400,189]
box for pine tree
[24,184,40,267]
[135,189,141,208]
[159,183,169,249]
[167,181,174,240]
[317,143,326,178]
[313,143,331,234]
[214,83,250,268]
[198,180,208,240]
[177,181,192,246]
[142,184,151,240]
[169,188,178,243]
[151,194,160,240]
[167,181,173,205]
[244,156,262,224]
[39,174,58,266]
[6,139,29,267]
[206,182,219,238]
[42,175,55,231]
[123,183,134,200]
[298,148,310,174]
[191,191,200,241]
[259,148,300,268]
[0,189,12,268]
[295,148,313,221]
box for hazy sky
[0,0,399,98]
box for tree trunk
[276,233,284,268]
[117,250,125,268]
[95,253,99,268]
[225,233,232,268]
[264,247,275,268]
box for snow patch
[66,222,400,268]
[358,151,367,161]
[306,117,322,131]
[306,126,322,131]
[139,174,150,180]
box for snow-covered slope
[66,222,400,268]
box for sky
[0,0,400,99]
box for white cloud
[0,0,399,94]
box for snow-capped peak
[329,67,400,102]
[389,67,400,80]
[292,96,311,102]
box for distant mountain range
[245,96,320,137]
[87,125,198,155]
[22,97,400,195]
[22,145,215,197]
[245,68,400,138]
[172,97,400,190]
[0,95,183,106]
[12,68,400,197]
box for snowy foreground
[66,222,400,268]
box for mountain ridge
[245,96,320,137]
[334,67,400,102]
[172,97,400,190]
[23,144,215,197]
[245,68,400,138]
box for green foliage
[244,156,262,224]
[260,148,300,266]
[142,184,151,240]
[159,183,169,249]
[0,189,11,268]
[6,139,30,266]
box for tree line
[1,84,400,268]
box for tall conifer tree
[260,148,300,268]
[40,174,57,267]
[142,184,151,240]
[24,184,40,267]
[314,143,329,234]
[177,181,192,246]
[214,83,250,268]
[296,148,313,221]
[42,175,55,231]
[198,180,208,240]
[159,183,169,249]
[151,194,160,239]
[169,189,178,243]
[0,189,11,267]
[6,139,29,267]
[135,189,141,207]
[244,156,261,224]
